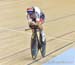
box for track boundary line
[0,27,29,34]
[47,31,75,42]
[27,41,74,65]
[0,48,30,60]
[0,13,75,34]
[0,30,74,61]
[45,13,75,23]
[8,13,75,30]
[0,13,75,37]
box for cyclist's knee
[38,23,43,30]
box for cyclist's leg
[37,21,46,57]
[40,29,46,42]
[38,14,46,57]
[39,13,46,43]
[39,27,46,57]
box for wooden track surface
[0,0,75,65]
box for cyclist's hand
[31,22,37,25]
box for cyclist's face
[30,13,35,18]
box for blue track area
[43,48,75,65]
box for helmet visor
[27,11,34,15]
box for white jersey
[27,6,43,22]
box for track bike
[25,26,46,60]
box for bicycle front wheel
[31,33,39,60]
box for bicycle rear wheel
[40,33,46,57]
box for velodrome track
[0,0,75,65]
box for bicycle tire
[40,33,46,57]
[31,32,39,60]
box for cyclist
[26,6,46,57]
